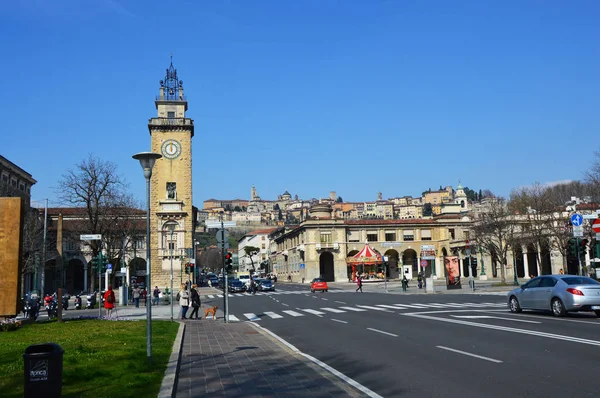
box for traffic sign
[120,267,127,274]
[573,226,584,237]
[107,263,112,270]
[571,214,583,227]
[216,229,229,243]
[420,260,428,267]
[592,219,600,233]
[80,234,102,240]
[206,221,237,228]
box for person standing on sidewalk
[152,286,161,306]
[103,286,116,319]
[188,284,201,319]
[355,275,363,293]
[132,285,141,308]
[177,283,190,320]
[402,275,408,292]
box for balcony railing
[156,95,187,101]
[158,248,187,258]
[148,118,194,126]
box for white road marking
[486,310,600,326]
[321,307,346,313]
[376,304,406,310]
[281,303,289,307]
[437,345,503,363]
[406,313,600,347]
[335,300,347,304]
[450,315,541,324]
[207,295,214,298]
[406,304,431,308]
[367,328,398,337]
[264,311,283,319]
[244,313,260,321]
[428,303,461,308]
[301,309,326,316]
[248,323,384,398]
[217,294,223,297]
[332,319,348,324]
[339,306,367,312]
[228,315,240,322]
[322,298,329,301]
[282,310,304,317]
[356,305,392,312]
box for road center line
[436,345,503,363]
[367,328,398,337]
[331,319,348,324]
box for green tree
[336,196,343,203]
[243,246,260,270]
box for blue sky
[2,0,599,208]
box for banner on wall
[444,256,462,289]
[420,245,436,260]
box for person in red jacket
[104,286,116,319]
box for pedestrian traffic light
[225,253,233,271]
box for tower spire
[159,55,184,101]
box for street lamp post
[132,151,161,363]
[167,223,175,322]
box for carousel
[346,243,383,282]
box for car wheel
[594,310,600,318]
[325,289,328,292]
[551,298,566,317]
[311,289,315,293]
[509,296,522,313]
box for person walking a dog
[188,284,201,319]
[356,275,363,293]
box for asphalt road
[202,283,600,398]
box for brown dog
[204,306,218,320]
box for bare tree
[198,247,222,272]
[55,155,132,291]
[585,148,600,202]
[471,197,515,283]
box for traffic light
[189,264,195,275]
[580,239,589,257]
[568,238,579,257]
[184,263,190,274]
[225,253,233,271]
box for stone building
[148,59,195,288]
[0,155,36,207]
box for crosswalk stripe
[444,303,468,307]
[244,313,260,321]
[228,315,240,322]
[320,307,346,313]
[207,295,215,298]
[356,305,392,312]
[282,310,304,317]
[428,303,458,308]
[264,311,283,319]
[339,306,367,312]
[301,309,326,315]
[217,294,223,298]
[407,304,433,308]
[376,304,405,310]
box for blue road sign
[299,263,305,269]
[107,263,113,270]
[571,214,583,227]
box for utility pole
[220,219,229,322]
[40,199,48,295]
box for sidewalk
[174,320,368,398]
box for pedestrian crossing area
[202,290,343,299]
[226,301,507,322]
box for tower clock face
[161,139,182,159]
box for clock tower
[147,58,194,288]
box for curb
[158,321,186,398]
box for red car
[311,278,328,293]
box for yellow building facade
[148,60,194,288]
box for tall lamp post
[132,151,161,363]
[167,223,176,322]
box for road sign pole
[220,220,229,322]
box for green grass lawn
[0,319,179,398]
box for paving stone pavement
[176,320,367,398]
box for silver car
[508,275,600,317]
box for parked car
[310,278,328,293]
[508,275,600,317]
[258,279,275,292]
[228,279,246,293]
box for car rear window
[562,277,600,285]
[313,278,325,282]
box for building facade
[148,59,195,288]
[0,155,36,207]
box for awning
[346,243,383,265]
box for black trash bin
[23,343,64,398]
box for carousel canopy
[346,243,383,265]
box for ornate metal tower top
[159,54,185,101]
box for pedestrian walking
[355,276,363,293]
[132,285,141,308]
[177,283,190,319]
[402,275,408,292]
[152,286,161,306]
[103,286,116,319]
[189,284,201,319]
